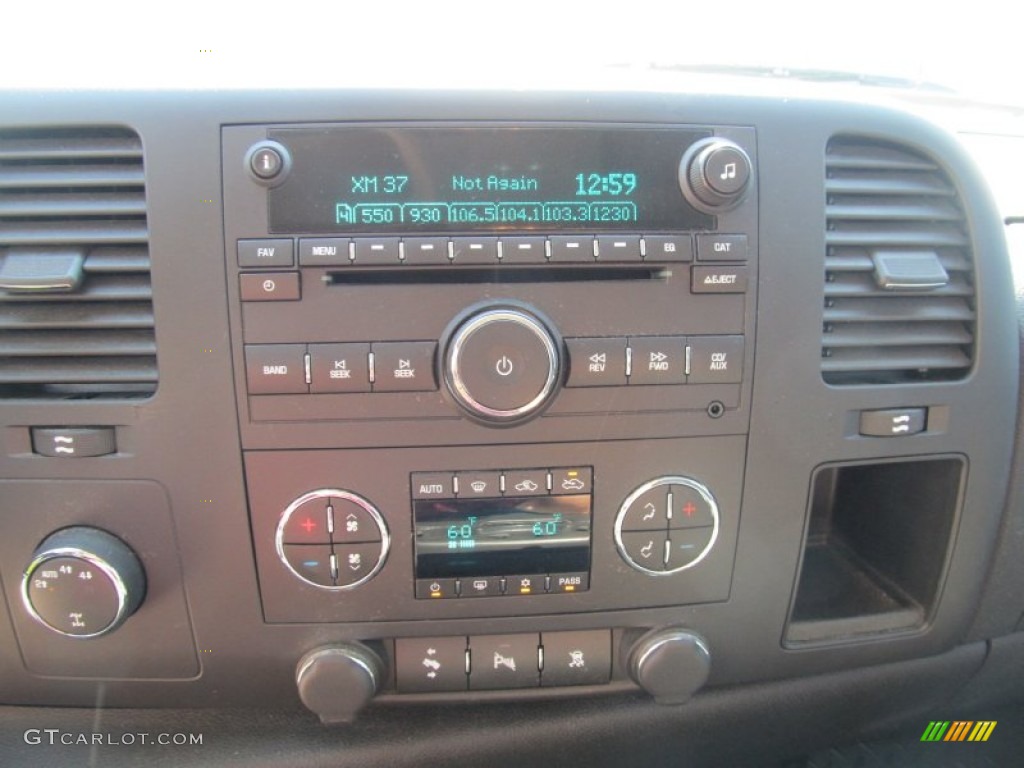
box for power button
[444,306,561,425]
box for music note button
[704,145,750,196]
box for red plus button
[282,499,332,544]
[669,486,714,529]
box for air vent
[0,126,156,399]
[822,137,975,385]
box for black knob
[296,644,385,724]
[245,140,291,185]
[679,138,752,212]
[443,304,562,426]
[628,628,710,704]
[22,527,146,639]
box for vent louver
[822,136,975,385]
[0,127,156,399]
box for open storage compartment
[785,456,964,645]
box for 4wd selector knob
[679,138,752,212]
[22,527,146,639]
[443,305,561,425]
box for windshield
[0,0,1019,109]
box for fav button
[238,239,294,268]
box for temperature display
[267,125,713,233]
[413,495,591,579]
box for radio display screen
[413,494,591,579]
[267,125,714,234]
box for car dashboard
[0,86,1023,766]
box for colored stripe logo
[921,721,996,742]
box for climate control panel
[248,439,742,624]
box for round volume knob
[628,628,710,704]
[443,304,561,425]
[22,527,146,639]
[296,644,385,724]
[679,138,752,212]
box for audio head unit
[222,121,758,448]
[222,121,754,626]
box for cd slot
[322,266,671,286]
